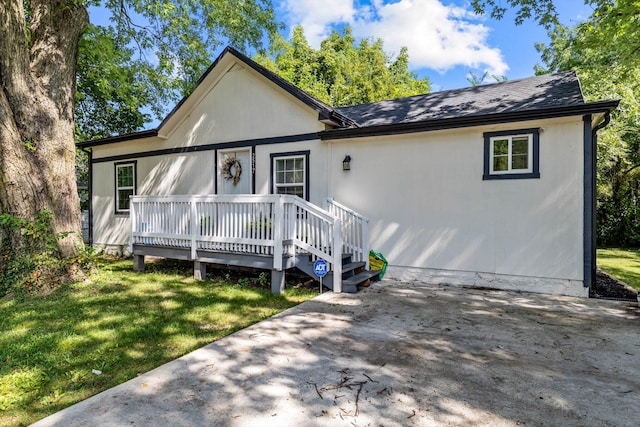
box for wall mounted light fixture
[342,155,351,171]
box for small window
[483,129,540,180]
[271,151,309,200]
[115,162,136,214]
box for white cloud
[278,0,509,76]
[280,0,358,46]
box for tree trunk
[0,0,88,256]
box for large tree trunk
[0,0,88,256]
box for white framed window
[483,129,540,180]
[115,162,136,214]
[271,151,309,200]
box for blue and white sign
[313,259,329,278]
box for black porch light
[342,155,351,171]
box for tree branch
[622,163,640,178]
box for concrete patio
[33,281,639,426]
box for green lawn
[597,248,640,291]
[0,258,315,426]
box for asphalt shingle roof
[335,71,585,127]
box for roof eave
[76,129,159,148]
[319,100,620,141]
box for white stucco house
[79,46,618,297]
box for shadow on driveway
[33,281,639,426]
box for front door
[218,149,252,194]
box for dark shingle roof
[335,71,585,127]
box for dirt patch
[592,268,638,300]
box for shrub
[0,211,93,297]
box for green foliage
[237,277,251,288]
[466,71,508,86]
[75,0,281,139]
[23,138,37,153]
[471,0,560,30]
[0,257,314,425]
[0,211,92,297]
[75,24,152,141]
[258,271,268,287]
[254,26,430,107]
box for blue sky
[271,0,592,90]
[89,0,592,92]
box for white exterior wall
[88,54,589,296]
[328,117,586,296]
[91,61,325,248]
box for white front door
[218,149,252,194]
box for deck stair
[294,252,381,293]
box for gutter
[585,111,612,290]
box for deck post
[194,261,206,281]
[332,220,343,293]
[130,197,137,254]
[133,254,145,271]
[271,269,285,294]
[190,198,198,260]
[272,196,284,272]
[362,220,370,269]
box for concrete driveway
[33,281,639,426]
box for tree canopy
[254,26,430,107]
[0,0,281,292]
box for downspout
[81,147,93,247]
[584,111,611,290]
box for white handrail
[324,197,370,268]
[130,194,345,292]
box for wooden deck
[130,195,369,293]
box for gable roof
[79,48,618,148]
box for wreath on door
[221,156,242,186]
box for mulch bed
[591,268,638,300]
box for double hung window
[271,151,309,200]
[115,162,136,213]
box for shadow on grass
[0,257,315,426]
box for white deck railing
[130,194,346,291]
[324,197,370,268]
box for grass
[597,247,640,290]
[0,257,316,426]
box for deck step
[342,261,366,275]
[342,270,381,288]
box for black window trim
[269,150,310,201]
[114,160,137,215]
[483,128,540,180]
